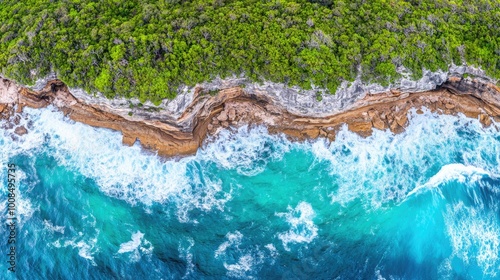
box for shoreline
[1,76,499,157]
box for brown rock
[428,95,439,103]
[217,111,228,121]
[14,126,27,136]
[386,113,394,121]
[482,105,500,117]
[228,108,236,121]
[395,113,408,127]
[479,114,492,127]
[0,104,7,113]
[221,121,229,127]
[207,124,213,130]
[462,109,479,119]
[348,120,373,135]
[282,129,303,139]
[122,133,137,146]
[416,109,424,114]
[303,128,320,138]
[389,119,400,132]
[327,132,336,141]
[379,111,387,120]
[372,114,387,130]
[319,129,328,137]
[390,90,401,97]
[445,103,456,110]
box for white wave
[265,244,278,257]
[309,108,500,209]
[0,108,300,223]
[43,219,65,234]
[215,231,244,258]
[3,101,500,227]
[117,232,144,254]
[117,231,153,263]
[277,202,318,251]
[445,201,500,277]
[199,126,291,176]
[178,237,195,279]
[215,231,267,278]
[53,230,99,266]
[224,254,258,279]
[0,152,37,226]
[407,164,492,197]
[0,107,240,223]
[0,189,36,228]
[374,269,387,280]
[265,244,278,265]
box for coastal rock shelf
[1,77,499,157]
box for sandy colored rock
[217,111,228,121]
[395,113,408,127]
[327,132,336,141]
[281,128,303,139]
[122,133,137,146]
[445,103,456,110]
[228,108,236,121]
[367,109,377,118]
[303,128,320,138]
[372,114,387,130]
[389,120,400,132]
[319,129,328,137]
[348,120,373,135]
[479,114,492,127]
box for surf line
[6,163,17,273]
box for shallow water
[1,107,499,279]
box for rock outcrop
[0,76,499,157]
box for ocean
[1,106,499,279]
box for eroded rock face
[0,76,499,157]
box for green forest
[0,0,499,104]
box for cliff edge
[1,76,499,157]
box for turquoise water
[1,106,500,279]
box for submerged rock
[14,125,27,136]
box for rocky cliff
[1,75,499,157]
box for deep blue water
[1,107,500,279]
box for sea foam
[117,231,153,263]
[277,202,318,251]
[445,201,500,277]
[309,108,500,209]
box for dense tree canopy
[0,0,499,104]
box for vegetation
[0,0,499,104]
